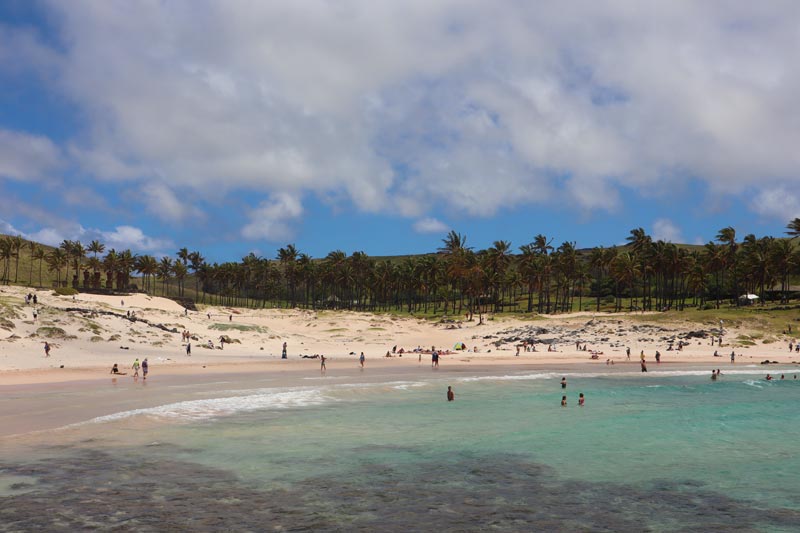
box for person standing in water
[578,393,585,406]
[132,358,140,378]
[641,359,648,372]
[320,354,326,374]
[359,351,365,368]
[561,395,567,407]
[447,386,454,402]
[142,358,149,380]
[560,377,567,389]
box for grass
[209,323,267,333]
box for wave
[457,368,800,382]
[78,387,333,425]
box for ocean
[2,364,800,531]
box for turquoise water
[2,366,800,531]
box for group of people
[560,376,585,406]
[110,358,148,379]
[765,373,797,381]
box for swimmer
[447,386,454,402]
[711,370,717,381]
[561,395,567,407]
[560,377,567,389]
[766,374,772,381]
[578,393,585,406]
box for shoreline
[3,359,798,440]
[4,352,799,386]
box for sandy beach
[2,284,799,389]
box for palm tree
[277,244,299,307]
[103,249,119,289]
[786,218,800,238]
[716,226,738,305]
[27,239,37,286]
[0,238,11,284]
[32,245,45,287]
[157,256,174,296]
[172,260,188,297]
[486,240,512,311]
[10,235,24,283]
[87,240,105,259]
[46,248,68,286]
[188,251,205,299]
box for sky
[1,0,799,263]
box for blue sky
[1,1,799,263]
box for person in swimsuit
[711,370,717,381]
[447,386,454,402]
[142,358,149,379]
[578,393,585,406]
[765,374,772,381]
[110,363,120,374]
[561,395,567,407]
[320,355,326,373]
[641,360,647,372]
[560,377,567,389]
[282,342,287,359]
[359,352,365,368]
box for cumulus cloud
[241,192,304,241]
[750,187,800,223]
[4,0,800,226]
[141,182,204,223]
[652,218,684,243]
[6,221,173,253]
[413,217,449,234]
[0,129,62,182]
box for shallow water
[2,366,800,531]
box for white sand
[1,285,798,385]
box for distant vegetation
[2,218,800,321]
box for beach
[3,286,800,530]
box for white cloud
[0,129,62,182]
[652,218,684,243]
[5,221,173,253]
[98,225,174,252]
[241,192,303,241]
[413,217,449,234]
[141,182,204,222]
[5,0,800,224]
[750,187,800,223]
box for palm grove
[2,219,800,318]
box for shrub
[53,287,79,296]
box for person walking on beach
[359,351,365,368]
[43,341,51,357]
[432,350,439,368]
[730,351,735,363]
[186,342,192,356]
[560,377,567,389]
[578,393,585,406]
[132,358,140,378]
[320,355,326,374]
[142,358,149,380]
[626,347,630,360]
[447,386,455,402]
[282,342,288,359]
